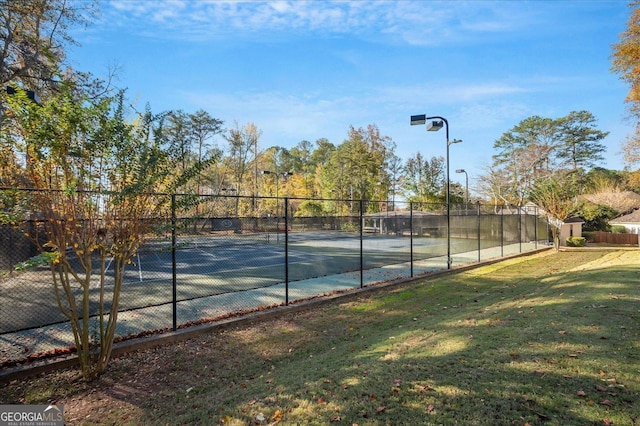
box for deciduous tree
[225,122,261,215]
[318,125,391,212]
[1,86,215,379]
[612,1,640,166]
[402,153,445,205]
[529,171,580,251]
[0,0,97,95]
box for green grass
[1,249,639,425]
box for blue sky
[67,1,633,189]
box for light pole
[455,169,469,209]
[410,114,462,269]
[262,170,291,241]
[261,170,291,214]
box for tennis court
[0,209,548,366]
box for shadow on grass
[2,250,638,425]
[192,252,638,425]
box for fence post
[477,201,481,262]
[285,197,289,305]
[171,193,177,331]
[410,202,414,277]
[518,206,522,253]
[500,207,504,258]
[8,226,14,277]
[532,210,537,247]
[359,199,364,288]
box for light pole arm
[426,116,449,143]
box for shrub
[611,225,627,234]
[566,236,586,247]
[574,201,619,231]
[582,231,595,242]
[294,200,324,217]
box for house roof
[564,217,584,224]
[610,208,640,224]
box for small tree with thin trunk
[529,171,580,251]
[1,85,215,379]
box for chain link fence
[0,192,549,366]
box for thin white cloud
[102,0,532,45]
[456,102,531,132]
[181,89,362,146]
[447,83,530,102]
[178,78,533,153]
[377,82,529,107]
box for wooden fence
[593,231,640,245]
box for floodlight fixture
[410,114,426,125]
[427,120,444,132]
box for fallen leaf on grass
[577,391,587,397]
[603,419,613,425]
[376,406,386,413]
[600,400,613,407]
[331,416,341,422]
[427,404,435,413]
[272,410,283,421]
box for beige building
[558,217,584,246]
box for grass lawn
[1,249,638,425]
